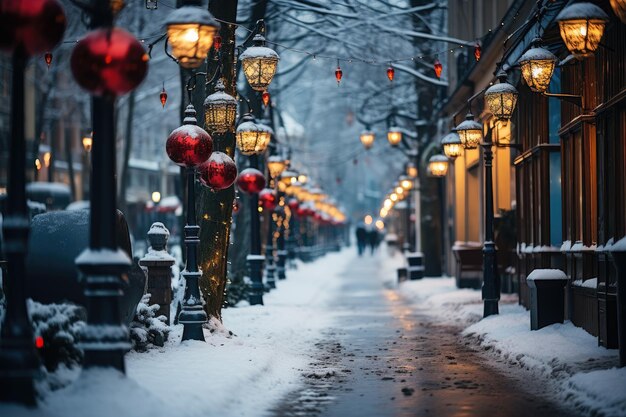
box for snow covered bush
[28,300,86,372]
[130,294,170,351]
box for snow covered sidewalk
[382,251,626,417]
[5,248,353,417]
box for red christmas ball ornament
[213,35,222,52]
[236,168,265,194]
[386,66,394,81]
[71,27,149,96]
[474,42,481,62]
[335,65,343,84]
[160,85,168,108]
[0,0,66,55]
[199,151,237,191]
[433,58,442,79]
[166,114,213,168]
[262,91,270,107]
[258,188,277,211]
[287,198,299,211]
[44,52,53,68]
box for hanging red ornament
[335,65,343,84]
[35,336,44,349]
[0,0,67,55]
[259,188,277,210]
[160,84,168,108]
[474,42,482,62]
[262,91,270,107]
[199,151,237,191]
[287,198,299,211]
[70,27,148,96]
[236,168,265,194]
[44,52,53,68]
[166,106,213,168]
[433,58,442,79]
[213,35,222,52]
[387,66,394,81]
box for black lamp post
[481,129,500,317]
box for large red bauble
[287,198,299,211]
[258,188,277,210]
[199,151,237,191]
[0,0,66,54]
[166,124,213,168]
[236,168,265,194]
[71,28,148,96]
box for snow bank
[564,367,626,416]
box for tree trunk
[196,0,240,322]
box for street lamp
[267,155,288,179]
[165,4,220,69]
[441,132,463,159]
[484,70,518,121]
[151,191,161,204]
[454,113,483,150]
[82,133,93,152]
[406,162,418,179]
[240,34,280,91]
[265,155,287,289]
[0,0,66,405]
[399,175,413,191]
[203,79,238,134]
[556,2,608,59]
[166,104,213,341]
[427,154,449,177]
[236,113,270,155]
[387,127,402,147]
[518,40,558,93]
[360,129,375,150]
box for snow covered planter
[28,300,86,371]
[129,294,170,351]
[526,269,568,330]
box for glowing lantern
[454,113,482,150]
[427,154,449,177]
[556,2,608,59]
[262,91,270,107]
[236,114,269,155]
[484,70,518,121]
[441,132,463,159]
[165,5,219,69]
[203,79,237,134]
[399,175,413,191]
[335,65,342,84]
[518,40,557,93]
[387,66,394,81]
[406,162,418,178]
[387,128,402,147]
[240,34,279,91]
[267,155,288,179]
[160,84,168,108]
[474,42,481,61]
[360,130,375,150]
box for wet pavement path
[271,253,579,417]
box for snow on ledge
[526,269,568,281]
[572,278,597,289]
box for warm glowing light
[427,154,449,177]
[390,193,398,202]
[35,159,42,171]
[406,163,418,179]
[43,152,51,168]
[240,34,280,91]
[267,155,288,179]
[441,132,463,159]
[236,115,271,155]
[165,6,220,69]
[297,174,308,184]
[151,191,161,204]
[82,133,93,152]
[204,79,238,134]
[399,176,413,191]
[556,2,608,58]
[387,128,402,146]
[484,71,518,121]
[375,220,384,230]
[383,199,393,209]
[360,130,375,150]
[364,215,373,225]
[518,41,557,93]
[454,113,482,150]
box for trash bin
[526,269,568,330]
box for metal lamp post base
[247,255,265,305]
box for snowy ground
[4,248,353,417]
[382,250,626,417]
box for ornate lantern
[165,5,220,69]
[556,2,609,59]
[387,127,402,146]
[441,132,463,159]
[484,70,518,121]
[518,40,558,93]
[406,162,418,178]
[267,155,287,179]
[203,79,237,134]
[236,114,269,155]
[454,113,483,150]
[240,34,279,91]
[360,130,375,150]
[399,175,413,191]
[427,154,449,177]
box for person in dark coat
[355,223,367,256]
[366,228,379,254]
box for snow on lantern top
[165,5,220,69]
[240,34,280,91]
[204,79,238,134]
[556,2,609,59]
